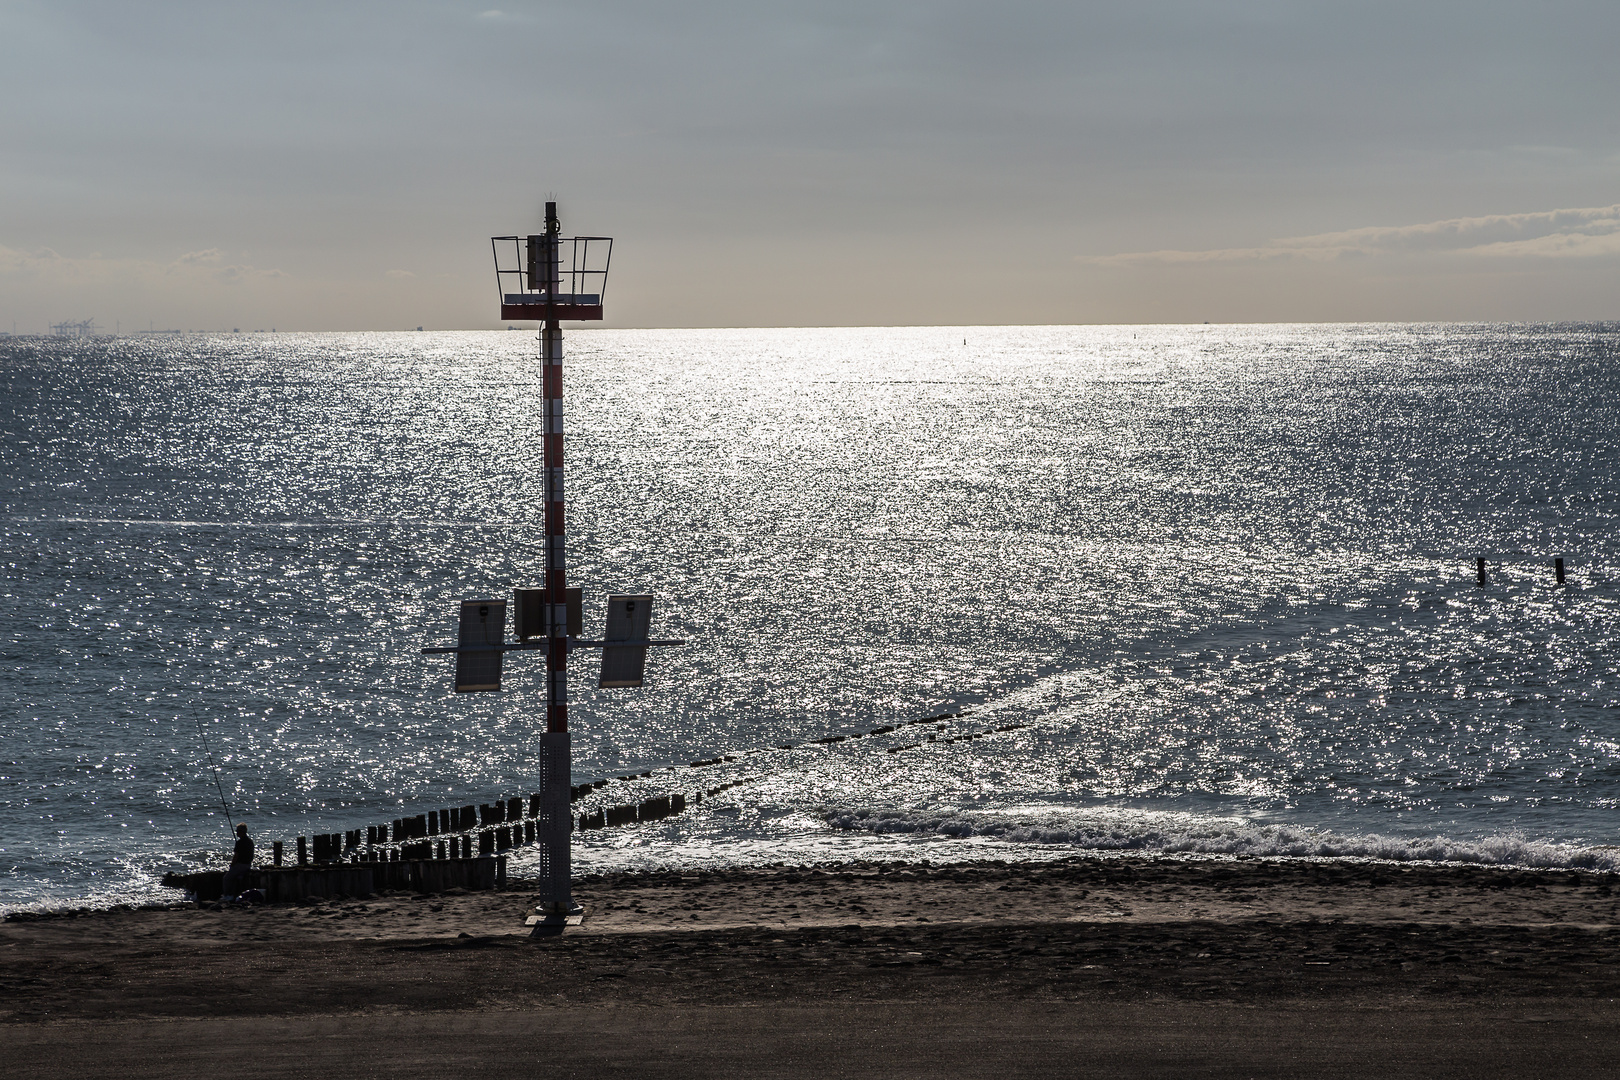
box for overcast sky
[3,1,1618,330]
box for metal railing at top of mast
[490,235,612,307]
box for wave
[5,516,519,528]
[825,805,1620,872]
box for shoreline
[7,849,1620,926]
[9,841,1620,919]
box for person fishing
[223,823,254,899]
[191,697,253,901]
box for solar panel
[513,587,580,640]
[599,594,652,688]
[454,599,506,692]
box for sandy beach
[3,856,1618,1077]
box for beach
[4,856,1617,1077]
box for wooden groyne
[161,857,505,903]
[163,708,1035,904]
[267,784,711,876]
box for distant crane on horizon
[49,318,98,338]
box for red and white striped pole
[538,200,575,914]
[542,201,566,733]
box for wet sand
[4,857,1618,1077]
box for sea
[2,324,1617,912]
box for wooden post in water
[1556,557,1565,586]
[296,835,308,866]
[272,840,283,867]
[1476,558,1487,587]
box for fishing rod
[192,699,235,831]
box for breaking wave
[825,806,1620,872]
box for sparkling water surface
[2,324,1617,910]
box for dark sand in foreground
[4,857,1618,1078]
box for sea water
[2,324,1617,911]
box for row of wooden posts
[268,708,1033,873]
[162,856,507,902]
[275,785,707,869]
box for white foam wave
[826,806,1620,872]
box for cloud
[0,244,284,285]
[211,263,286,284]
[1083,203,1620,266]
[0,245,61,273]
[385,269,415,279]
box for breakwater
[163,710,1031,902]
[161,857,504,902]
[271,711,1019,872]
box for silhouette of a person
[224,823,253,898]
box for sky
[2,0,1619,331]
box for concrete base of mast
[529,729,578,936]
